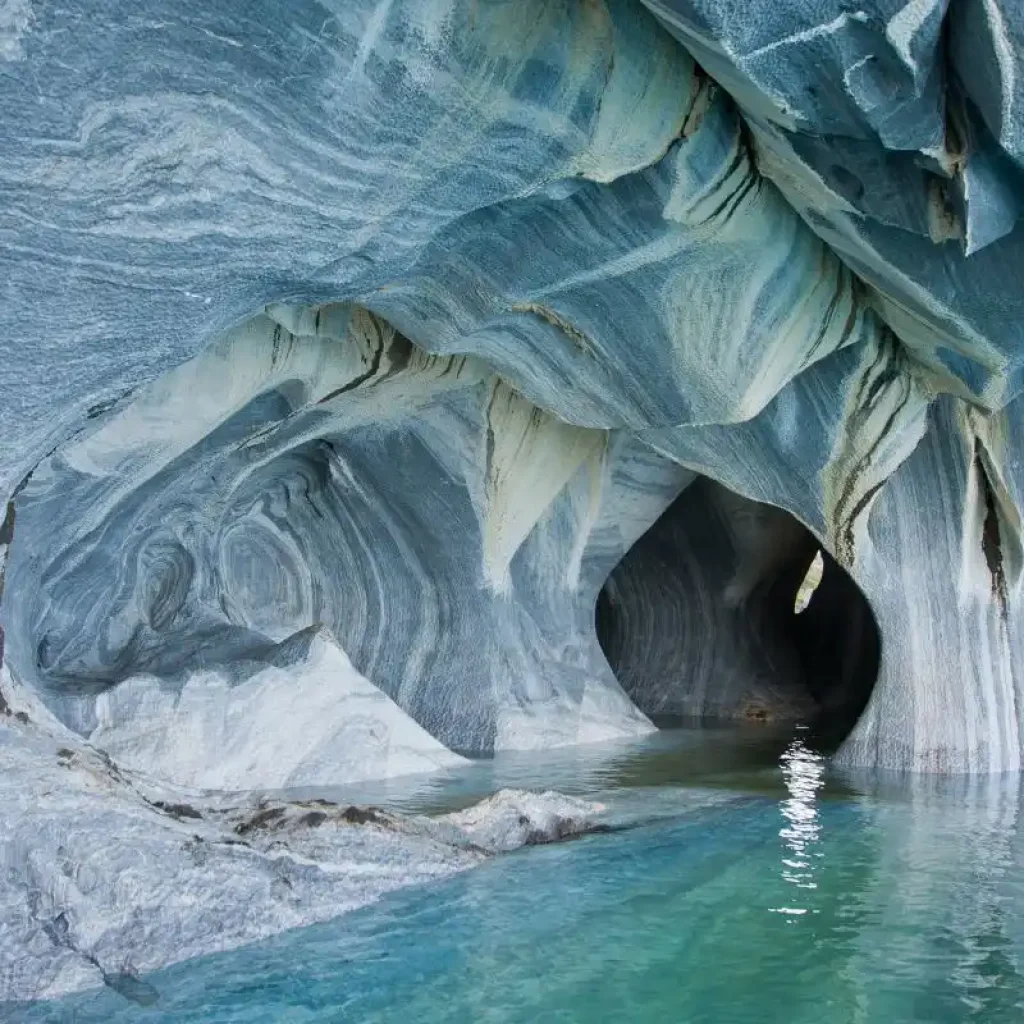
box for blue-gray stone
[4,0,1024,999]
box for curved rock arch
[1,0,1023,778]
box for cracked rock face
[4,0,1024,1002]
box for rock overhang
[1,0,1024,793]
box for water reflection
[839,771,1024,1020]
[19,734,1024,1023]
[773,738,824,917]
[270,723,808,816]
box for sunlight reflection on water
[773,737,824,918]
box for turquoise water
[14,732,1024,1022]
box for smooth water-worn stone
[8,0,1024,1009]
[0,0,904,784]
[642,341,1024,772]
[840,395,1024,772]
[0,704,603,1003]
[87,628,467,790]
[7,2,1024,1003]
[620,0,1024,771]
[639,0,1024,406]
[0,0,1022,783]
[3,303,706,780]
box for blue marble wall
[2,0,1024,775]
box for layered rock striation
[0,0,1022,905]
[6,0,1024,1002]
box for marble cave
[4,0,1024,1015]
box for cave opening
[596,476,880,752]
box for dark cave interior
[596,476,880,749]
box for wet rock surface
[0,708,602,1003]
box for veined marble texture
[0,697,604,1003]
[640,0,1024,405]
[5,0,1024,1002]
[0,0,1022,773]
[0,0,895,783]
[643,338,1020,770]
[4,305,698,785]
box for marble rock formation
[4,0,1024,999]
[2,0,1024,775]
[0,710,604,1002]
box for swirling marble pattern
[0,711,601,1003]
[6,0,1024,1004]
[0,0,901,787]
[643,338,1024,771]
[639,0,1024,405]
[0,0,690,495]
[841,396,1024,772]
[0,0,1022,837]
[3,305,699,785]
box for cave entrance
[595,476,879,750]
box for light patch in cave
[794,551,824,614]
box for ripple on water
[12,728,1024,1023]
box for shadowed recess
[596,477,880,744]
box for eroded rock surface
[0,701,602,1004]
[4,0,1024,1003]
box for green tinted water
[16,730,1024,1022]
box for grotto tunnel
[596,476,881,749]
[8,0,1024,1002]
[0,302,880,789]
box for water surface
[15,728,1024,1022]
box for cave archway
[596,476,880,749]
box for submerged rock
[439,790,607,853]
